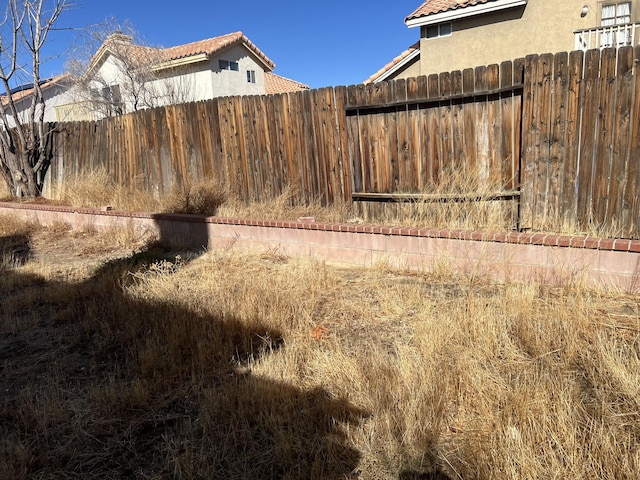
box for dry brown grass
[27,166,632,239]
[1,215,639,479]
[353,167,519,233]
[0,179,11,200]
[47,170,351,223]
[51,168,159,212]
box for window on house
[247,70,256,83]
[601,2,631,26]
[424,22,452,39]
[110,85,123,115]
[601,2,632,47]
[90,84,123,116]
[219,59,239,71]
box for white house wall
[208,44,265,97]
[5,43,276,124]
[85,44,267,114]
[3,82,76,128]
[150,63,214,106]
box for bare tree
[0,0,70,197]
[66,22,193,119]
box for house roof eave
[405,0,528,28]
[372,49,421,84]
[364,42,420,84]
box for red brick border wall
[2,202,639,293]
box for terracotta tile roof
[1,74,71,107]
[264,72,309,94]
[92,31,275,72]
[406,0,497,22]
[364,42,420,84]
[160,32,275,70]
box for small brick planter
[2,201,639,292]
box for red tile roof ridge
[91,31,275,73]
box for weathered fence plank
[608,46,634,233]
[561,50,584,230]
[548,51,569,230]
[626,45,640,237]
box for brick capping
[1,201,639,253]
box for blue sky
[41,1,421,89]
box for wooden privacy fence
[47,46,640,238]
[520,46,640,238]
[345,60,524,195]
[51,88,352,205]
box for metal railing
[574,23,640,50]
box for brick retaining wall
[2,202,639,293]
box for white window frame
[601,1,631,26]
[218,59,239,71]
[600,2,632,47]
[423,22,452,40]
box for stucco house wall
[207,44,266,98]
[417,0,600,76]
[369,0,640,83]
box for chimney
[106,31,133,44]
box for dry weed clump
[0,215,41,268]
[161,177,227,216]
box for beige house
[4,32,309,124]
[367,0,640,83]
[57,31,310,122]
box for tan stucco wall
[415,0,634,76]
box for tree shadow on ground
[399,469,453,480]
[0,233,32,266]
[0,229,368,479]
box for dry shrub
[161,177,226,216]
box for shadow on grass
[0,233,32,267]
[0,232,368,479]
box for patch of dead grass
[1,217,639,478]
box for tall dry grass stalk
[355,166,519,232]
[0,179,11,199]
[51,167,159,212]
[2,216,639,479]
[217,184,354,223]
